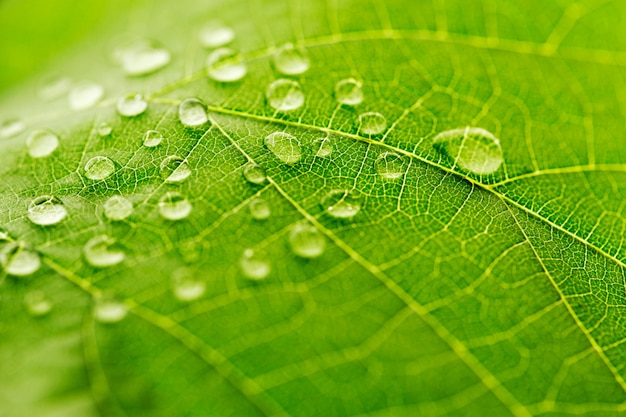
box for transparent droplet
[179,98,208,127]
[24,291,53,317]
[97,122,112,136]
[83,235,125,268]
[266,79,304,111]
[116,93,147,117]
[84,156,115,180]
[39,76,72,101]
[374,152,406,180]
[94,298,127,323]
[314,136,333,158]
[171,268,205,302]
[249,197,270,220]
[321,189,362,219]
[199,21,235,48]
[158,192,192,220]
[358,112,387,135]
[239,249,270,280]
[143,130,163,147]
[0,243,41,276]
[288,222,325,259]
[432,127,503,175]
[69,81,104,110]
[26,129,59,158]
[115,39,171,76]
[206,48,247,82]
[28,195,67,226]
[0,118,25,139]
[103,196,133,221]
[273,43,310,75]
[264,132,302,165]
[334,78,363,106]
[160,155,191,183]
[0,227,9,241]
[243,163,267,185]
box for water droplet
[0,243,40,276]
[374,151,406,180]
[69,81,104,110]
[26,129,59,158]
[249,197,270,220]
[0,227,9,241]
[0,118,25,139]
[321,189,362,219]
[179,98,208,127]
[239,249,270,280]
[334,78,363,106]
[199,21,235,48]
[97,122,112,136]
[357,112,387,135]
[264,132,302,165]
[158,192,192,220]
[314,136,333,158]
[103,196,133,221]
[273,43,310,75]
[206,48,247,82]
[94,298,127,323]
[83,235,125,267]
[116,93,147,117]
[115,39,170,76]
[171,268,205,301]
[243,163,267,185]
[266,79,304,111]
[288,222,325,259]
[143,130,163,147]
[39,76,72,101]
[160,155,191,183]
[432,127,503,175]
[28,195,67,226]
[84,156,115,180]
[24,291,53,317]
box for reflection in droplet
[334,78,363,106]
[239,249,270,280]
[179,98,208,127]
[24,291,53,317]
[160,155,191,183]
[273,43,310,75]
[0,243,41,276]
[143,130,163,147]
[84,235,125,268]
[116,93,147,117]
[69,81,104,110]
[432,127,504,175]
[28,195,67,226]
[288,222,325,259]
[357,112,387,135]
[103,196,133,221]
[158,192,192,220]
[264,132,302,165]
[26,129,59,158]
[115,39,171,76]
[207,48,247,82]
[243,163,267,185]
[321,189,362,219]
[199,21,235,48]
[374,151,406,180]
[84,156,115,180]
[249,197,271,220]
[266,79,304,112]
[171,268,205,302]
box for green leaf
[1,1,626,416]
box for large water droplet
[94,298,128,323]
[264,132,302,165]
[84,235,125,267]
[0,243,41,276]
[26,129,59,158]
[0,118,25,139]
[358,112,387,135]
[28,195,67,226]
[179,98,208,127]
[335,78,364,106]
[321,189,362,219]
[199,21,235,48]
[273,43,310,75]
[116,93,147,117]
[24,291,53,317]
[207,48,247,82]
[374,151,406,180]
[143,130,163,147]
[171,268,205,302]
[115,40,171,76]
[97,122,112,137]
[158,192,192,220]
[160,155,191,183]
[69,81,104,110]
[266,79,304,111]
[288,222,325,259]
[84,156,115,180]
[243,163,267,185]
[432,127,504,175]
[239,249,270,280]
[249,197,271,220]
[313,136,333,158]
[103,196,133,221]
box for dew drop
[358,112,387,135]
[115,39,171,76]
[143,130,163,147]
[94,298,127,323]
[0,227,9,241]
[243,163,267,185]
[69,81,104,110]
[158,192,192,220]
[28,195,67,226]
[335,78,364,106]
[314,136,333,158]
[432,127,503,175]
[199,21,235,48]
[249,197,271,220]
[24,291,53,317]
[84,156,115,180]
[273,43,310,75]
[266,79,304,111]
[288,222,325,259]
[39,76,72,101]
[116,93,147,117]
[26,129,59,158]
[0,118,25,139]
[264,132,302,165]
[374,151,406,180]
[84,235,125,268]
[171,268,205,302]
[206,48,247,82]
[97,122,112,136]
[239,249,270,280]
[0,243,41,276]
[103,196,133,221]
[179,98,208,127]
[160,155,191,183]
[321,189,362,219]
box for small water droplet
[335,78,364,106]
[266,79,304,111]
[206,48,247,82]
[0,243,41,276]
[273,43,310,75]
[357,112,387,135]
[171,268,205,301]
[143,130,163,147]
[374,151,406,180]
[97,122,112,136]
[243,163,267,185]
[239,249,270,280]
[0,227,9,241]
[94,298,127,323]
[264,132,302,165]
[432,127,503,175]
[199,21,235,48]
[0,118,25,139]
[84,235,125,268]
[116,93,147,117]
[69,81,104,110]
[179,98,208,127]
[26,129,59,158]
[313,136,333,158]
[158,192,192,220]
[115,39,170,76]
[24,291,53,317]
[288,222,325,259]
[28,195,67,226]
[39,76,72,101]
[84,156,115,180]
[160,155,191,183]
[249,197,271,220]
[103,196,133,221]
[321,189,362,219]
